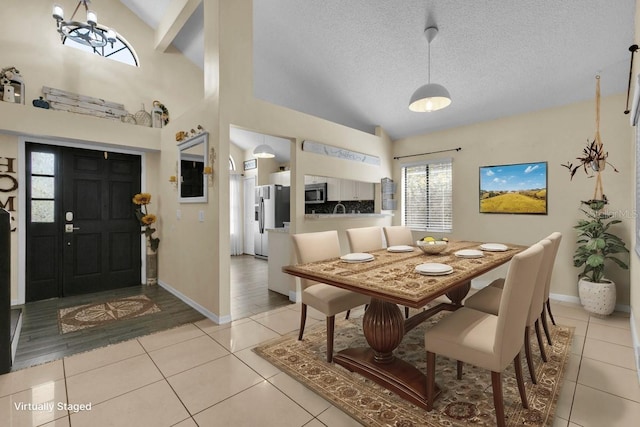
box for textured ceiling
[121,0,636,142]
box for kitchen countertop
[266,227,290,233]
[305,213,393,219]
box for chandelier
[52,1,116,48]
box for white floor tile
[193,381,313,427]
[268,372,332,416]
[570,384,640,426]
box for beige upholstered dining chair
[542,232,563,344]
[424,243,544,427]
[464,234,562,383]
[291,230,370,363]
[346,226,410,319]
[346,226,384,253]
[383,226,414,247]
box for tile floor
[0,300,638,426]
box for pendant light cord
[427,38,431,84]
[595,75,602,147]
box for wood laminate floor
[11,255,291,371]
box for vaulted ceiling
[120,0,636,143]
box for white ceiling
[120,0,636,145]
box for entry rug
[58,295,161,334]
[255,313,573,426]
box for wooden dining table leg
[333,297,439,409]
[445,281,471,306]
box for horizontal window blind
[401,159,452,232]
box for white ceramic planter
[578,277,616,315]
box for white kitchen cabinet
[326,177,340,201]
[339,180,375,201]
[357,181,375,200]
[269,171,290,186]
[304,175,327,185]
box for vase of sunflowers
[132,193,160,285]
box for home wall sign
[0,156,17,232]
[243,159,257,171]
[302,140,381,166]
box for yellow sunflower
[132,193,152,205]
[141,214,156,225]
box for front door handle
[65,224,80,233]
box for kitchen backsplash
[306,200,374,214]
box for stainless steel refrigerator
[254,184,290,259]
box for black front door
[25,143,142,302]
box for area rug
[58,295,161,334]
[255,312,573,426]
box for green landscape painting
[479,162,547,214]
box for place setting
[479,242,509,252]
[414,263,454,276]
[386,245,415,253]
[340,252,375,263]
[454,249,484,259]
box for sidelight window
[30,152,56,223]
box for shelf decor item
[134,104,152,127]
[0,66,24,104]
[32,97,50,109]
[151,100,169,128]
[132,193,160,285]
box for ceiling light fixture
[52,1,117,48]
[253,137,276,158]
[409,26,451,112]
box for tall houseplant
[562,76,628,314]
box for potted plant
[562,75,629,315]
[572,199,628,315]
[132,193,160,285]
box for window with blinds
[401,159,453,232]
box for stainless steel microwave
[304,183,327,204]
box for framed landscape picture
[479,161,548,214]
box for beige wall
[630,0,640,372]
[393,94,633,305]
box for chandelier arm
[70,1,84,21]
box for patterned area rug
[58,295,161,334]
[255,312,573,426]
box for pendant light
[253,135,275,158]
[409,26,451,112]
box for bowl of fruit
[416,237,448,254]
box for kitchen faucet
[333,203,346,214]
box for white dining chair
[346,226,410,318]
[291,230,370,362]
[383,226,414,247]
[463,238,555,383]
[424,243,544,427]
[346,226,384,253]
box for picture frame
[243,159,257,171]
[479,161,548,214]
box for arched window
[63,28,139,67]
[229,156,236,171]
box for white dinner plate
[455,249,484,258]
[415,263,454,275]
[480,243,509,252]
[340,253,375,263]
[387,245,415,253]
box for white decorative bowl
[416,240,448,254]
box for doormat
[255,313,573,427]
[58,295,161,334]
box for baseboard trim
[289,290,300,303]
[157,280,232,325]
[630,311,640,385]
[548,293,631,313]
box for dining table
[282,240,525,410]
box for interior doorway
[24,142,142,302]
[243,176,255,255]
